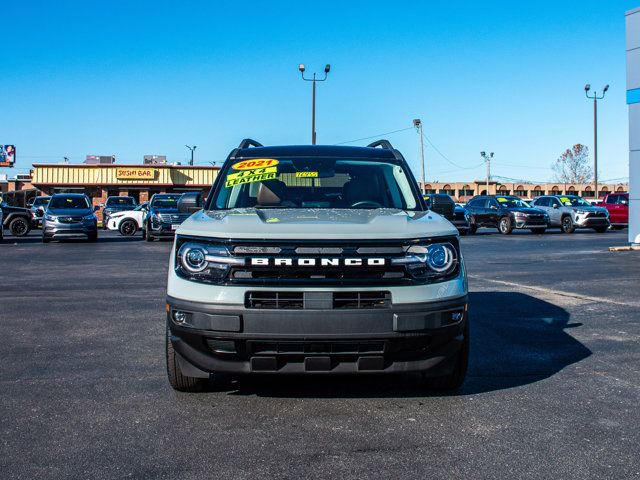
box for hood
[151,207,179,214]
[110,209,137,217]
[47,208,93,216]
[177,208,458,240]
[570,205,607,212]
[507,207,546,215]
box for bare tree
[551,144,593,184]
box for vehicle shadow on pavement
[198,291,591,398]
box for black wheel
[594,226,608,233]
[498,216,513,235]
[9,217,30,237]
[42,235,50,243]
[166,323,206,392]
[87,232,98,242]
[119,219,137,237]
[530,228,546,234]
[468,221,478,235]
[424,323,469,391]
[561,215,575,234]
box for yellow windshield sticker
[296,171,318,178]
[225,166,277,188]
[231,159,279,171]
[560,196,570,204]
[497,197,507,202]
[265,217,280,223]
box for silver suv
[531,194,610,233]
[165,139,468,392]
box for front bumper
[167,294,468,376]
[43,221,97,239]
[151,221,180,236]
[514,217,549,229]
[574,215,610,228]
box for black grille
[248,341,386,356]
[246,291,391,309]
[59,216,83,223]
[246,292,304,309]
[332,291,391,309]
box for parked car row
[424,192,628,235]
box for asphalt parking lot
[1,228,639,479]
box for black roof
[232,144,398,160]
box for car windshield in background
[152,195,181,208]
[107,197,135,206]
[496,197,529,208]
[211,158,420,210]
[559,196,591,207]
[49,196,89,209]
[134,203,148,211]
[33,198,50,207]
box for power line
[333,127,413,145]
[420,133,484,171]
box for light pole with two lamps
[584,84,609,201]
[298,63,330,145]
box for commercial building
[627,8,640,245]
[31,163,219,220]
[419,180,628,202]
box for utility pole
[481,151,494,195]
[413,119,426,194]
[299,63,331,144]
[585,84,609,201]
[185,145,197,166]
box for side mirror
[37,206,45,214]
[99,203,105,208]
[553,204,559,209]
[621,199,628,205]
[490,204,498,210]
[178,192,202,213]
[93,205,100,212]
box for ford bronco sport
[166,139,469,392]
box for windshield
[210,157,420,210]
[151,195,181,208]
[496,197,530,208]
[49,196,90,210]
[134,203,148,211]
[33,197,50,207]
[558,196,590,207]
[106,197,135,206]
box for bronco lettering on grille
[250,258,387,267]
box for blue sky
[1,0,637,184]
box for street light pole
[299,63,330,145]
[185,145,197,166]
[585,84,609,201]
[413,119,426,194]
[481,151,493,195]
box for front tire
[9,217,30,237]
[424,323,469,391]
[498,216,513,235]
[166,323,206,392]
[42,235,50,243]
[119,219,137,237]
[561,216,575,234]
[144,222,154,242]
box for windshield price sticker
[231,159,279,171]
[225,166,277,188]
[560,196,571,204]
[497,197,507,202]
[296,171,318,178]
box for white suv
[165,139,468,392]
[105,202,148,236]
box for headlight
[514,212,527,218]
[176,240,244,283]
[392,241,459,280]
[44,214,56,221]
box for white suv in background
[105,202,149,236]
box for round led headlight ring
[426,243,455,273]
[181,245,208,273]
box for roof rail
[366,139,394,150]
[238,138,263,149]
